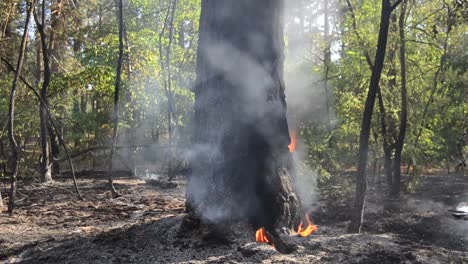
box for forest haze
[0,0,467,263]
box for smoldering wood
[263,228,297,254]
[184,0,300,243]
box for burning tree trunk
[183,0,300,247]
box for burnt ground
[0,173,467,263]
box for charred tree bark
[348,0,402,233]
[7,0,34,214]
[391,1,407,197]
[184,0,300,238]
[107,0,124,198]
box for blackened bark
[107,0,124,198]
[391,1,407,197]
[348,0,395,233]
[7,0,33,214]
[185,0,300,233]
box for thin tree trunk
[391,1,407,197]
[158,0,178,181]
[0,136,4,207]
[348,0,401,233]
[1,0,15,40]
[7,0,34,214]
[107,0,124,198]
[377,87,393,188]
[384,12,398,193]
[123,15,137,177]
[0,57,83,200]
[166,0,177,181]
[323,0,331,126]
[346,0,394,189]
[35,0,53,183]
[47,121,61,176]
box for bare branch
[391,0,403,11]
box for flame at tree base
[255,227,270,243]
[255,214,318,246]
[297,213,318,236]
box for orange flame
[255,213,317,246]
[255,227,270,243]
[288,130,297,152]
[297,213,318,237]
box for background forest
[0,0,467,263]
[1,0,465,197]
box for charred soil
[0,173,467,263]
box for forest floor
[0,172,467,263]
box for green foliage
[0,0,465,181]
[287,0,466,191]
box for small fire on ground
[255,213,318,246]
[297,213,318,236]
[255,227,271,244]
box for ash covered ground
[0,173,466,263]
